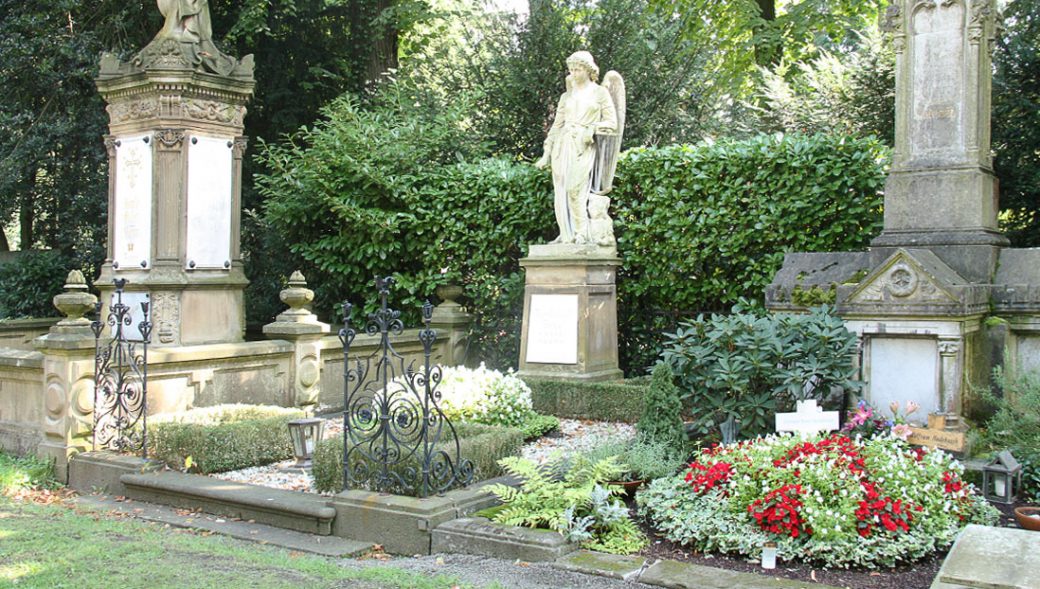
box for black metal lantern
[983,450,1022,505]
[287,418,324,468]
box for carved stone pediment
[845,249,961,306]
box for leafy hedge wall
[260,126,886,373]
[613,135,886,369]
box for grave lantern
[983,450,1022,505]
[287,418,324,468]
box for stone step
[121,471,336,535]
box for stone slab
[932,524,1040,589]
[76,494,371,557]
[554,550,646,581]
[69,451,163,496]
[332,483,501,556]
[121,471,336,535]
[639,559,842,589]
[431,517,577,563]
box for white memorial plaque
[113,135,153,270]
[109,291,151,342]
[525,294,579,364]
[869,337,940,418]
[775,400,840,434]
[185,135,233,270]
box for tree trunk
[753,0,780,67]
[19,198,34,250]
[0,228,9,252]
[349,0,399,88]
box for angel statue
[535,51,626,246]
[134,0,244,76]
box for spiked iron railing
[91,279,152,456]
[340,276,473,497]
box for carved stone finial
[279,271,314,317]
[53,270,97,325]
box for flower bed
[638,433,999,569]
[438,364,558,439]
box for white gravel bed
[209,417,635,494]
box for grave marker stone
[775,400,840,435]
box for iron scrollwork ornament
[91,279,153,457]
[340,277,473,497]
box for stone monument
[518,52,625,381]
[767,0,1040,421]
[94,1,255,346]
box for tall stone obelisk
[94,6,255,346]
[869,0,1007,282]
[766,0,1040,422]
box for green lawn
[0,453,467,589]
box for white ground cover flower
[437,363,533,428]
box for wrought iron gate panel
[340,277,473,497]
[91,279,152,456]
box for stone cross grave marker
[775,400,840,435]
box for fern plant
[485,455,647,554]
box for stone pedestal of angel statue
[534,51,626,247]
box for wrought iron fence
[340,276,473,497]
[91,279,152,456]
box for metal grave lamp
[983,450,1022,505]
[287,418,325,468]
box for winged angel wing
[591,71,626,195]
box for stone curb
[122,471,336,535]
[553,550,843,589]
[75,494,372,558]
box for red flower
[854,491,914,537]
[748,484,812,539]
[685,461,734,494]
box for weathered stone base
[68,451,161,496]
[121,471,336,535]
[432,517,577,562]
[518,248,623,382]
[331,482,502,555]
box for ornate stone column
[429,285,472,367]
[938,336,964,414]
[263,272,329,411]
[94,18,255,346]
[33,271,98,482]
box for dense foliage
[0,251,71,318]
[638,433,999,568]
[148,404,305,474]
[312,422,523,495]
[486,454,647,554]
[581,435,686,482]
[661,304,862,438]
[982,365,1040,502]
[526,377,649,423]
[637,363,687,452]
[993,0,1040,246]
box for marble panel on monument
[910,1,965,163]
[113,134,153,270]
[869,337,940,417]
[185,135,234,270]
[525,294,579,364]
[110,291,151,342]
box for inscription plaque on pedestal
[185,135,234,270]
[525,294,579,364]
[114,135,153,270]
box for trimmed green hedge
[148,404,305,474]
[525,378,649,423]
[313,422,523,495]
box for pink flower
[889,401,900,414]
[891,423,913,441]
[905,401,920,416]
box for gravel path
[210,418,636,493]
